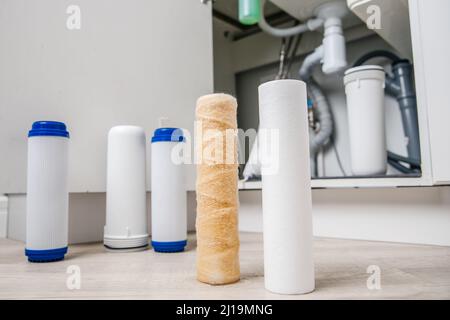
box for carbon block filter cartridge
[25,121,70,262]
[150,128,187,253]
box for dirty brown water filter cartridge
[196,93,240,285]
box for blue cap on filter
[25,247,68,263]
[307,99,314,109]
[28,121,70,138]
[151,128,185,143]
[151,240,187,253]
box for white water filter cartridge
[104,126,149,251]
[344,65,387,176]
[25,121,69,262]
[151,128,187,252]
[258,80,315,295]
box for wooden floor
[1,233,449,300]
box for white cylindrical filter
[258,80,315,295]
[104,126,149,251]
[25,121,69,262]
[344,65,387,176]
[151,128,187,253]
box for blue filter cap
[152,240,187,253]
[25,247,68,263]
[151,128,185,143]
[28,121,70,138]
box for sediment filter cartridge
[196,94,240,285]
[258,80,315,295]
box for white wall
[7,187,450,246]
[0,0,213,194]
[240,187,450,246]
[7,192,198,244]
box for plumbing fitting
[314,1,349,74]
[258,0,348,75]
[299,46,324,80]
[387,61,421,165]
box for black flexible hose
[353,50,401,67]
[388,159,416,174]
[388,151,421,167]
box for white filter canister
[25,121,70,262]
[104,126,149,250]
[151,128,187,253]
[344,65,387,176]
[258,80,315,295]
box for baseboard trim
[0,196,8,238]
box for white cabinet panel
[348,0,412,59]
[0,0,213,193]
[409,0,450,185]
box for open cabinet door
[0,0,213,193]
[409,0,450,185]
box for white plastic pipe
[259,80,315,295]
[258,0,323,38]
[322,17,347,74]
[344,66,387,176]
[299,46,324,81]
[104,126,149,250]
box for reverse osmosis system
[240,0,421,180]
